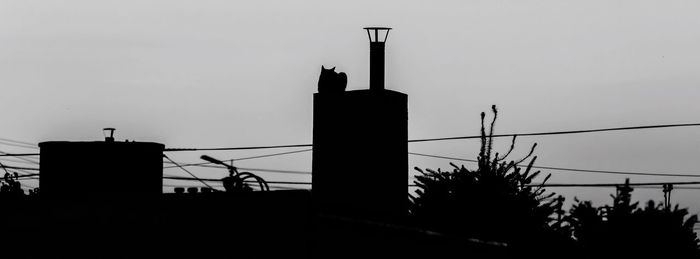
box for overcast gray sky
[2,0,700,213]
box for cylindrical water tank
[39,141,164,198]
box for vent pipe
[364,27,392,90]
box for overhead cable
[162,149,311,169]
[409,152,700,178]
[164,122,700,152]
[162,154,218,191]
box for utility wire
[162,154,218,191]
[0,161,8,175]
[164,176,700,188]
[163,176,312,185]
[3,176,40,181]
[408,122,700,143]
[1,122,698,153]
[0,153,39,157]
[163,122,700,151]
[162,184,303,191]
[0,161,38,181]
[635,186,700,190]
[0,141,38,150]
[0,165,39,171]
[237,167,311,175]
[233,149,312,162]
[164,184,223,188]
[0,137,36,146]
[0,157,41,165]
[8,165,38,177]
[510,185,700,190]
[163,161,311,175]
[0,151,39,165]
[0,169,34,176]
[165,144,312,152]
[533,181,700,187]
[162,149,311,169]
[163,152,700,180]
[409,152,700,178]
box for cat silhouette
[318,66,347,93]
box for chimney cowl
[103,128,116,142]
[363,27,392,91]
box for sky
[2,0,700,215]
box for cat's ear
[331,67,336,71]
[321,65,325,70]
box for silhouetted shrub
[567,181,700,258]
[409,106,568,254]
[0,172,25,198]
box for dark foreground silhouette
[566,180,700,258]
[408,106,700,258]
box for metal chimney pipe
[370,41,385,91]
[364,27,392,91]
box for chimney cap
[102,128,116,142]
[363,26,392,30]
[363,27,392,43]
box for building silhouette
[0,27,510,259]
[312,27,408,220]
[39,137,163,198]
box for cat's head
[321,65,336,73]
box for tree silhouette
[566,180,700,258]
[0,172,25,198]
[409,106,568,255]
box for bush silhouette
[566,181,700,258]
[409,106,568,254]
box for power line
[409,152,700,178]
[165,144,312,152]
[0,161,8,175]
[164,176,700,189]
[2,169,37,176]
[161,157,311,174]
[0,141,38,150]
[233,149,312,162]
[3,122,699,154]
[162,162,227,169]
[237,167,311,175]
[0,157,41,165]
[0,153,39,157]
[162,184,305,191]
[0,165,40,171]
[0,151,39,166]
[163,162,311,175]
[511,185,691,189]
[193,150,692,179]
[635,186,700,190]
[164,184,223,188]
[163,122,700,152]
[407,122,700,143]
[0,161,39,180]
[162,149,312,169]
[163,176,312,185]
[0,137,36,146]
[0,137,39,154]
[5,176,40,181]
[534,181,700,187]
[266,186,307,190]
[162,155,218,191]
[8,165,38,177]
